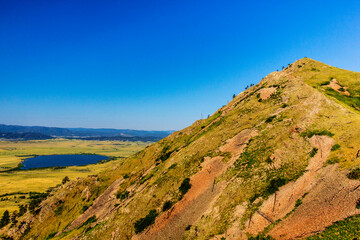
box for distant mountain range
[0,132,54,140]
[0,124,174,141]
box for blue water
[21,154,109,170]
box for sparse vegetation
[248,234,275,240]
[326,157,340,165]
[307,215,360,239]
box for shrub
[162,200,173,212]
[265,178,287,196]
[356,199,360,209]
[265,115,276,123]
[81,205,89,213]
[347,168,360,180]
[54,205,63,216]
[281,103,288,108]
[62,176,70,184]
[46,232,57,239]
[326,157,340,165]
[179,178,191,195]
[295,199,302,208]
[248,234,274,240]
[320,81,330,86]
[300,130,334,138]
[331,144,341,151]
[185,225,192,230]
[168,163,177,170]
[81,215,97,227]
[116,190,129,200]
[18,204,27,217]
[134,210,158,234]
[265,156,273,164]
[310,148,318,158]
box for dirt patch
[245,135,335,235]
[270,165,360,239]
[134,129,257,240]
[220,129,258,157]
[328,79,350,96]
[258,87,277,100]
[243,135,360,239]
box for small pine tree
[62,176,70,184]
[11,211,18,224]
[0,210,10,228]
[18,204,27,217]
[233,94,236,99]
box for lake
[21,154,109,170]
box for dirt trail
[134,129,257,240]
[244,135,360,239]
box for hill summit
[1,58,360,239]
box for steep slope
[1,58,360,240]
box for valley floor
[0,139,150,215]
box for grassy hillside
[1,58,360,240]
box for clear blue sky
[1,0,360,130]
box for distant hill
[68,135,164,142]
[0,124,173,141]
[0,132,53,140]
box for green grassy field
[0,139,151,215]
